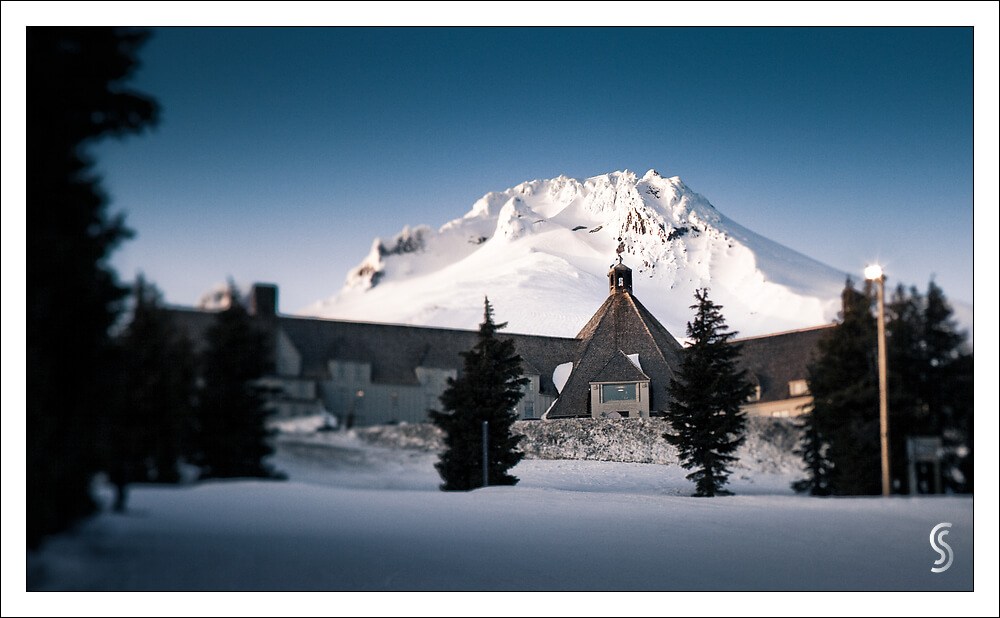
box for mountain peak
[305,169,850,338]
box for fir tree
[195,285,279,479]
[795,279,880,495]
[27,27,158,546]
[885,283,929,493]
[923,282,973,492]
[795,278,973,495]
[664,289,754,497]
[922,281,971,433]
[790,411,833,495]
[107,276,197,510]
[888,280,973,493]
[946,353,974,493]
[430,298,528,491]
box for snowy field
[24,425,976,595]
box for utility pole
[866,264,891,497]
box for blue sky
[92,26,975,312]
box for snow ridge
[304,169,852,338]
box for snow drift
[27,424,974,592]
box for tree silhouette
[107,276,197,511]
[921,281,973,492]
[794,278,973,495]
[27,27,158,546]
[430,298,527,491]
[790,411,833,496]
[885,280,973,493]
[195,286,279,479]
[799,279,881,496]
[664,289,754,497]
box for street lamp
[865,264,891,496]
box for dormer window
[789,379,809,396]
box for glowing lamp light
[864,264,884,280]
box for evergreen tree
[887,280,973,493]
[790,411,833,495]
[27,28,158,546]
[885,283,929,493]
[947,353,974,493]
[922,281,971,434]
[795,278,973,495]
[430,298,528,491]
[106,276,197,510]
[664,289,755,497]
[195,285,279,479]
[798,279,881,495]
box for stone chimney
[249,283,278,318]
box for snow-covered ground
[25,425,974,595]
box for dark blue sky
[94,26,975,312]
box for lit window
[747,385,762,402]
[789,380,809,396]
[601,383,637,402]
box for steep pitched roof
[546,290,683,417]
[591,351,650,383]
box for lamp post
[865,264,891,496]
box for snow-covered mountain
[303,169,852,338]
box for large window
[601,383,637,402]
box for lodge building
[168,262,832,426]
